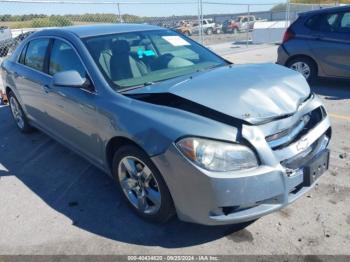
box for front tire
[8,91,33,133]
[112,145,175,223]
[287,57,317,83]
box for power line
[0,0,281,5]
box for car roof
[38,23,165,38]
[300,5,350,17]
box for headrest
[111,40,130,55]
[87,39,112,57]
[139,38,152,46]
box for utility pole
[285,0,290,29]
[117,3,123,23]
[246,4,250,47]
[198,0,203,44]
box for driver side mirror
[53,70,86,88]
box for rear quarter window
[305,15,322,31]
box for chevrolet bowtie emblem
[296,137,309,152]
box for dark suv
[277,5,350,82]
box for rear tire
[287,57,317,84]
[206,28,213,35]
[112,145,175,223]
[8,91,34,133]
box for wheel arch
[5,86,12,96]
[105,136,148,175]
[5,86,24,108]
[285,54,319,76]
[105,135,176,211]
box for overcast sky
[0,0,286,16]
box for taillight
[283,28,295,43]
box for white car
[192,19,221,35]
[0,26,12,57]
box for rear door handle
[13,72,21,79]
[313,34,324,40]
[42,84,51,94]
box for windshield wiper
[196,64,225,73]
[119,81,156,93]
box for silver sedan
[1,24,331,225]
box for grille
[266,106,326,150]
[281,132,330,170]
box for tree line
[0,13,150,28]
[0,13,145,23]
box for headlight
[176,137,258,172]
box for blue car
[1,24,331,225]
[277,5,350,82]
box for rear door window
[339,12,350,32]
[23,38,49,72]
[319,13,340,32]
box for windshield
[83,29,227,90]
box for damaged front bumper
[152,94,331,225]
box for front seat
[110,40,147,82]
[86,40,113,78]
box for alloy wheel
[9,96,25,129]
[118,156,161,214]
[290,61,311,80]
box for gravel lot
[0,45,349,255]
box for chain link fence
[0,0,345,59]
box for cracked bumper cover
[152,113,331,225]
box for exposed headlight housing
[176,137,258,172]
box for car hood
[125,63,310,125]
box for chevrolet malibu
[1,24,331,225]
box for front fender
[104,96,239,157]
